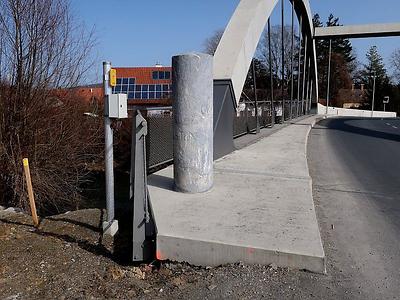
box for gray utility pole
[371,71,376,117]
[326,39,332,115]
[102,61,118,236]
[252,59,260,133]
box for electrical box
[107,94,128,119]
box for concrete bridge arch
[212,0,318,158]
[213,0,318,105]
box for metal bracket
[131,111,156,262]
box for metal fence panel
[142,98,311,173]
[145,113,173,172]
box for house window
[152,71,171,81]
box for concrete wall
[318,104,397,118]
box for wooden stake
[23,158,39,227]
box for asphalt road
[307,117,400,299]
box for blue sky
[70,0,400,81]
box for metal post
[297,15,303,117]
[301,35,308,115]
[102,61,118,236]
[306,57,311,113]
[326,39,332,115]
[309,79,314,113]
[290,0,295,120]
[384,103,386,112]
[172,53,213,193]
[371,71,376,117]
[268,19,275,126]
[252,59,260,133]
[281,0,285,122]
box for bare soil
[0,208,357,300]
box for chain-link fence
[234,98,310,135]
[234,101,273,137]
[139,108,174,173]
[141,97,311,173]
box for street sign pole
[371,71,376,117]
[102,61,118,236]
[383,96,389,112]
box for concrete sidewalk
[148,116,326,273]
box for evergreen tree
[313,14,356,105]
[325,14,355,65]
[361,46,390,110]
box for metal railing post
[297,15,303,117]
[290,0,295,120]
[301,35,308,115]
[252,59,260,133]
[268,19,275,126]
[326,39,332,115]
[306,57,311,114]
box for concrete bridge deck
[148,116,326,273]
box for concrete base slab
[148,116,326,273]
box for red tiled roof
[58,66,173,106]
[114,67,172,85]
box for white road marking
[392,126,398,129]
[386,123,391,126]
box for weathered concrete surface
[314,23,400,39]
[148,116,326,273]
[172,53,213,193]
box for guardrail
[131,99,311,174]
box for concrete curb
[157,235,325,274]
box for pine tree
[313,14,356,105]
[326,14,355,65]
[361,46,390,110]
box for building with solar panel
[67,65,172,110]
[111,66,172,106]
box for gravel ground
[1,207,358,300]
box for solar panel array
[112,77,172,100]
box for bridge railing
[141,98,312,173]
[234,100,273,137]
